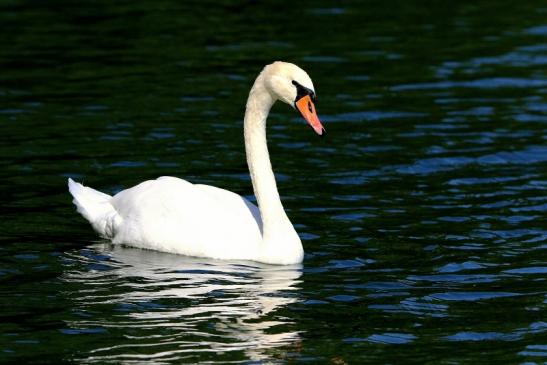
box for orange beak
[296,95,325,136]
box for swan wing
[109,176,263,260]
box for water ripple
[62,245,303,363]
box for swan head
[262,61,325,136]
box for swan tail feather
[68,178,121,238]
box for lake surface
[1,1,547,363]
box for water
[1,1,547,363]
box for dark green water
[2,1,547,363]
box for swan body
[69,62,324,265]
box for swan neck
[244,76,289,233]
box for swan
[68,61,325,265]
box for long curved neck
[244,74,290,236]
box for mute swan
[68,61,325,265]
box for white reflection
[64,243,303,363]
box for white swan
[68,61,324,265]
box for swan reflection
[63,244,303,363]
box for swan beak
[296,95,325,136]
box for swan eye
[292,80,316,104]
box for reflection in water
[62,244,302,363]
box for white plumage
[68,62,324,265]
